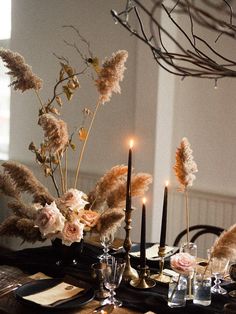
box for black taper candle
[125,141,133,211]
[160,184,168,248]
[140,199,146,268]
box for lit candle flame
[129,139,134,149]
[142,197,146,204]
[165,181,169,187]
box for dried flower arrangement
[0,30,152,246]
[173,137,198,244]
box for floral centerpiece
[0,29,152,246]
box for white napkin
[23,282,84,306]
[28,272,52,280]
[130,244,174,260]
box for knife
[92,304,114,313]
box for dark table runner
[0,243,235,314]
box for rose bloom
[79,209,100,231]
[60,220,84,246]
[170,252,196,275]
[35,201,65,237]
[59,188,88,211]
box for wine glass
[101,257,126,307]
[210,257,229,295]
[99,233,114,260]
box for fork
[0,283,21,298]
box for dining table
[0,241,234,314]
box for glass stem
[214,274,221,291]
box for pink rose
[59,189,88,211]
[79,210,100,230]
[60,220,84,246]
[35,201,65,237]
[170,252,196,275]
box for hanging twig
[111,0,236,80]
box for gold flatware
[92,304,114,313]
[0,284,21,298]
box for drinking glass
[101,257,125,307]
[210,257,229,295]
[99,233,114,260]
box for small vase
[51,238,83,266]
[180,242,197,300]
[168,275,187,308]
[193,273,211,306]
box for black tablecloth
[0,243,235,314]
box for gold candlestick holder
[130,265,156,289]
[122,207,139,282]
[150,246,171,283]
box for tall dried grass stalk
[96,50,128,104]
[106,173,152,208]
[0,215,42,243]
[2,161,54,204]
[89,165,127,208]
[8,200,38,220]
[211,224,236,261]
[0,173,20,199]
[96,208,124,236]
[0,49,42,92]
[173,138,198,244]
[38,114,69,155]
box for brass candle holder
[150,246,171,283]
[122,207,139,282]
[130,265,156,289]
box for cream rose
[170,252,196,275]
[59,189,88,211]
[60,220,84,246]
[35,201,65,237]
[79,209,100,230]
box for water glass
[193,273,211,306]
[168,275,187,308]
[101,256,125,307]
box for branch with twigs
[111,0,236,81]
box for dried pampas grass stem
[211,224,236,261]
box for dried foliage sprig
[95,50,128,104]
[38,114,69,155]
[173,137,198,191]
[0,173,20,199]
[0,49,42,92]
[88,165,128,209]
[2,161,54,205]
[96,208,125,236]
[211,224,236,261]
[173,137,198,244]
[106,173,153,208]
[0,215,43,243]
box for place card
[23,282,84,306]
[130,244,175,260]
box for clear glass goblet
[210,257,229,295]
[99,233,114,260]
[101,257,126,307]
